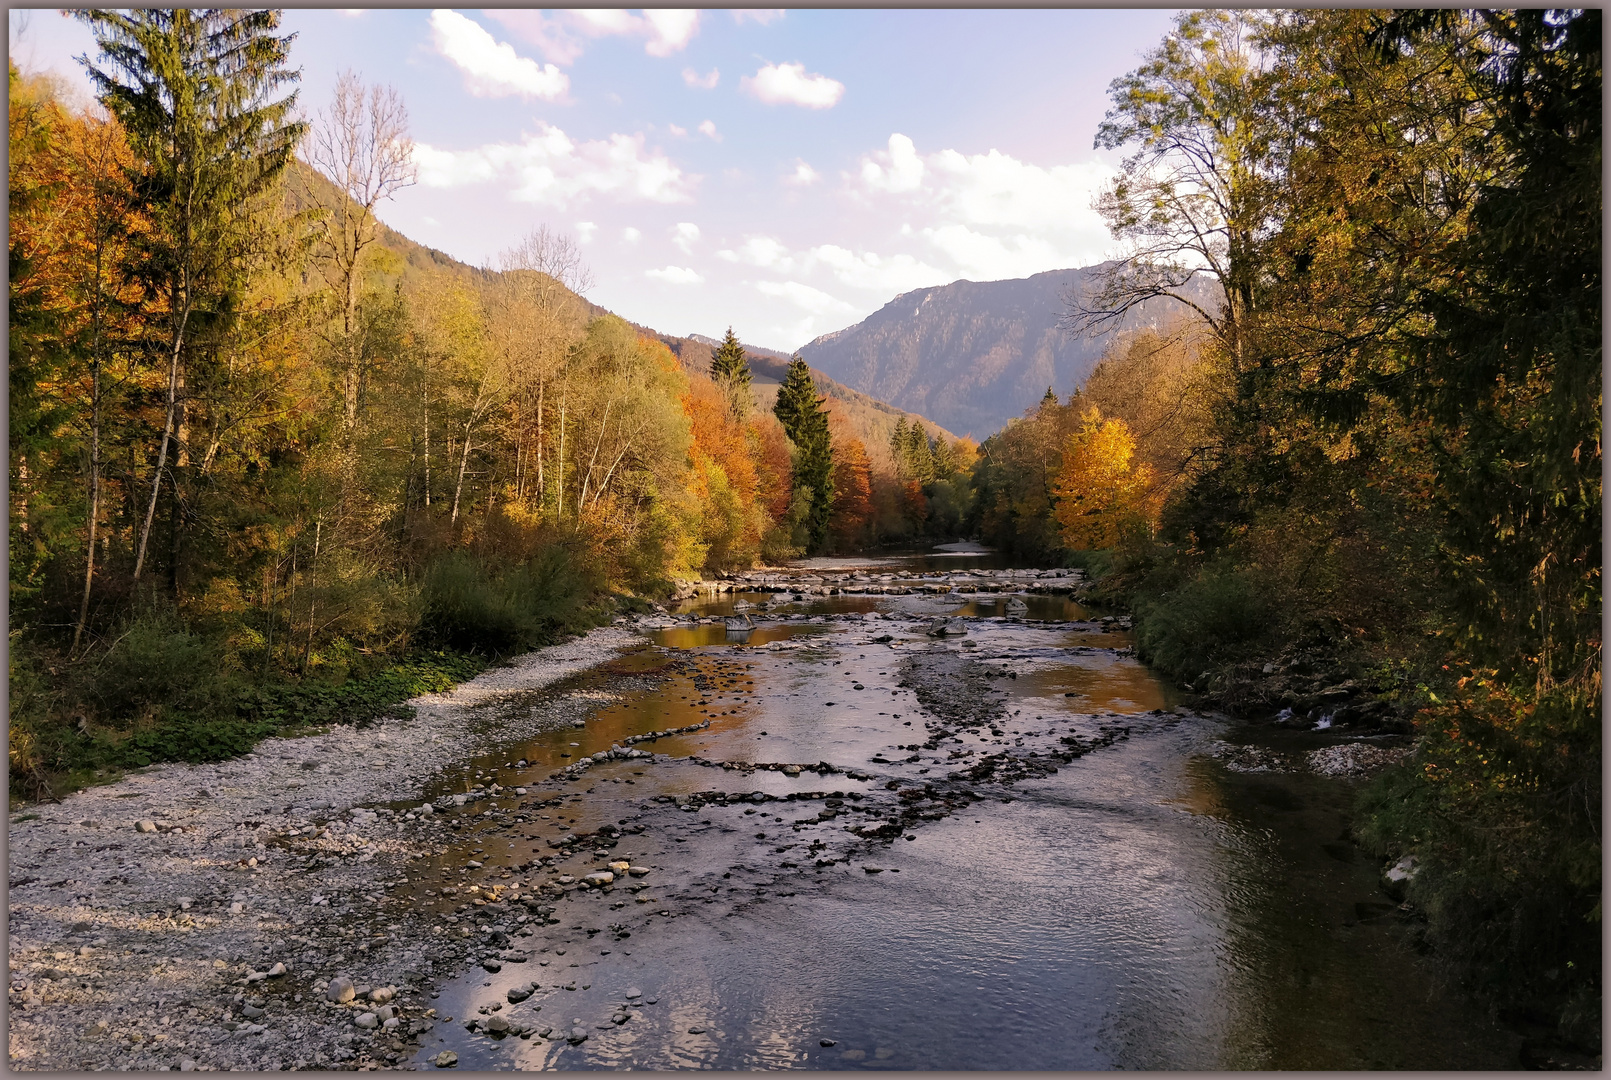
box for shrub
[420,547,603,656]
[1134,563,1278,682]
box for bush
[420,547,604,656]
[1133,563,1279,682]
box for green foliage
[708,326,752,417]
[420,547,604,656]
[1132,563,1277,682]
[773,355,834,553]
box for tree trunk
[450,422,473,525]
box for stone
[367,986,394,1003]
[179,1059,197,1072]
[266,962,286,978]
[627,866,650,878]
[507,987,532,1004]
[433,1051,458,1068]
[782,765,802,777]
[567,1027,588,1045]
[354,1013,379,1030]
[482,960,502,973]
[624,987,642,999]
[582,872,614,888]
[688,1026,706,1034]
[326,977,355,1004]
[608,860,631,874]
[135,820,158,833]
[419,804,434,816]
[820,1039,837,1047]
[241,1004,266,1019]
[485,1015,510,1034]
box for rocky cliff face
[798,263,1216,439]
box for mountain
[796,263,1218,439]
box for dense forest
[7,7,1599,1050]
[972,9,1600,1049]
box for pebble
[627,866,651,878]
[485,1015,510,1034]
[688,1025,706,1034]
[326,977,355,1004]
[482,960,502,973]
[135,820,157,833]
[820,1039,837,1047]
[354,1012,379,1030]
[265,962,286,978]
[507,987,532,1004]
[179,1059,197,1072]
[433,1051,458,1068]
[567,1026,588,1044]
[582,871,614,888]
[625,987,642,999]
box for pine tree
[889,417,909,478]
[77,9,304,583]
[708,326,751,418]
[773,355,833,551]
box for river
[392,552,1519,1070]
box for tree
[708,326,751,418]
[305,69,416,432]
[76,9,304,584]
[1067,9,1280,378]
[773,355,834,552]
[1051,408,1158,551]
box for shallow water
[401,557,1519,1070]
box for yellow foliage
[1051,408,1159,550]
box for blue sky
[11,8,1179,352]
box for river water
[398,553,1520,1070]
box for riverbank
[7,628,638,1071]
[10,563,1526,1071]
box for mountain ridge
[796,263,1218,439]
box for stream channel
[393,552,1518,1070]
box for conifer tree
[773,354,833,551]
[77,8,304,583]
[709,326,751,418]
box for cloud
[756,280,854,316]
[716,235,794,271]
[809,244,950,293]
[622,226,642,243]
[732,9,784,25]
[576,221,598,244]
[667,123,687,137]
[641,10,701,56]
[697,119,720,141]
[412,123,695,207]
[647,264,703,285]
[850,133,1119,279]
[672,221,700,254]
[785,159,819,186]
[483,10,587,65]
[741,62,844,108]
[682,67,719,89]
[429,10,568,100]
[857,133,924,193]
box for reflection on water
[407,547,1518,1071]
[946,593,1088,621]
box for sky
[10,7,1181,353]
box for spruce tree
[709,326,751,417]
[773,355,834,551]
[77,9,304,583]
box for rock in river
[434,1051,458,1068]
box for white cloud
[412,124,694,207]
[921,225,1068,282]
[559,8,700,56]
[850,133,1119,279]
[741,62,844,109]
[756,280,854,316]
[672,221,700,254]
[858,133,924,193]
[647,264,703,285]
[622,226,642,244]
[429,10,568,101]
[716,236,794,271]
[732,9,784,25]
[642,10,701,56]
[682,66,719,89]
[809,244,950,293]
[576,221,598,244]
[667,123,687,137]
[485,9,700,63]
[785,159,819,186]
[697,119,720,141]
